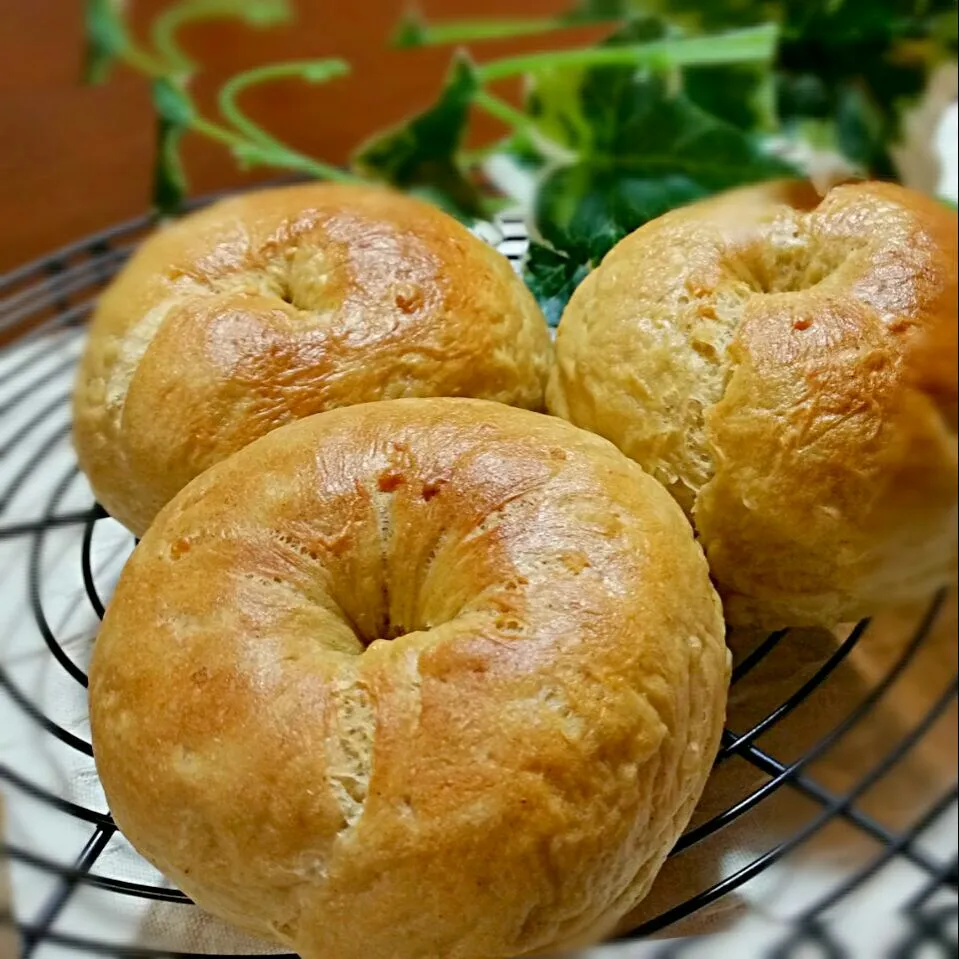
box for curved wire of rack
[0,196,956,958]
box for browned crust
[73,183,551,535]
[89,398,728,959]
[548,181,958,628]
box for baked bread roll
[73,183,550,536]
[89,398,729,959]
[548,181,958,629]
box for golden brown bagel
[73,183,550,536]
[89,398,729,959]
[547,181,958,629]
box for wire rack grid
[0,195,956,958]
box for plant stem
[120,45,170,78]
[152,0,291,74]
[174,98,345,184]
[476,24,779,82]
[188,114,248,150]
[473,90,534,133]
[402,16,567,47]
[218,60,362,182]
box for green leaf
[523,241,591,327]
[773,0,956,176]
[83,0,129,85]
[152,76,196,126]
[535,77,796,263]
[352,53,488,221]
[506,13,792,273]
[536,167,707,263]
[684,60,778,130]
[524,63,600,153]
[152,0,293,73]
[569,0,777,32]
[780,0,957,46]
[523,16,780,150]
[524,16,676,155]
[236,0,291,27]
[562,0,649,23]
[391,9,562,48]
[608,17,778,131]
[151,78,196,213]
[834,81,888,172]
[929,8,959,49]
[392,9,429,48]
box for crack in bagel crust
[72,183,551,536]
[547,180,958,628]
[88,398,729,959]
[326,677,375,830]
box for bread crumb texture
[89,399,729,959]
[73,183,551,536]
[548,181,958,628]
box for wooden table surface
[0,0,593,273]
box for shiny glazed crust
[73,183,551,536]
[547,181,958,628]
[89,398,729,959]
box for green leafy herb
[684,60,777,130]
[522,16,671,153]
[352,53,489,221]
[526,82,795,316]
[775,0,957,175]
[83,0,956,319]
[219,59,357,182]
[88,2,359,213]
[392,10,562,48]
[563,0,637,22]
[523,241,591,327]
[475,24,781,83]
[151,78,196,212]
[509,19,791,316]
[391,10,430,48]
[520,19,780,151]
[83,0,129,84]
[152,0,292,74]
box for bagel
[73,183,551,536]
[88,398,729,959]
[547,180,958,629]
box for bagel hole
[741,231,847,297]
[369,486,402,644]
[267,268,296,306]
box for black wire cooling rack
[0,194,956,958]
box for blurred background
[0,1,611,271]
